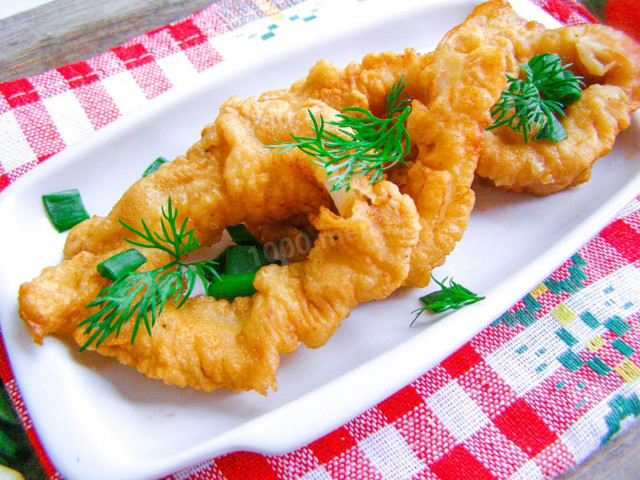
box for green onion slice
[202,241,269,282]
[142,156,168,177]
[97,248,148,281]
[202,225,273,299]
[226,224,262,247]
[207,271,258,300]
[42,189,90,232]
[224,245,268,275]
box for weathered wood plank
[0,0,217,81]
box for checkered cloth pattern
[1,0,638,479]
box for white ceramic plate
[1,0,639,478]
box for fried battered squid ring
[400,6,508,286]
[20,178,419,394]
[19,87,425,393]
[272,9,508,287]
[474,0,640,195]
[63,96,339,260]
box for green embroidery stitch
[586,357,611,376]
[544,254,588,295]
[493,254,588,329]
[555,381,567,390]
[535,363,548,373]
[605,315,631,337]
[580,311,600,329]
[516,345,529,354]
[601,394,640,444]
[558,350,584,372]
[556,328,579,347]
[611,339,635,357]
[493,295,542,328]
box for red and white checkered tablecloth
[2,0,640,479]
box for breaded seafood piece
[20,179,420,393]
[19,46,431,393]
[63,95,337,260]
[63,49,424,262]
[474,0,640,195]
[272,23,507,287]
[399,5,508,286]
[282,49,430,115]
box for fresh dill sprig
[78,198,219,350]
[386,77,411,118]
[488,78,566,143]
[411,277,485,325]
[488,53,585,143]
[267,77,411,192]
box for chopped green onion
[419,277,484,313]
[202,225,273,299]
[142,156,168,177]
[207,271,258,300]
[224,245,268,275]
[97,248,148,281]
[226,224,262,247]
[201,248,229,280]
[202,236,270,282]
[42,189,90,232]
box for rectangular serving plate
[0,0,639,478]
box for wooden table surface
[1,1,638,479]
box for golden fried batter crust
[474,0,640,195]
[20,55,429,393]
[400,7,508,286]
[283,49,430,116]
[20,180,419,393]
[267,23,507,287]
[64,96,336,259]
